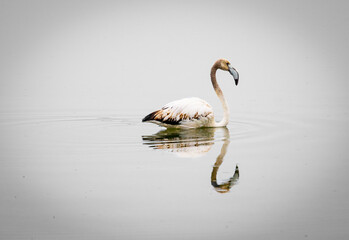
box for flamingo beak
[228,64,239,86]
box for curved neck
[211,63,229,127]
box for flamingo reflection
[142,127,239,193]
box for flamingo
[142,59,239,128]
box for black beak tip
[229,67,239,86]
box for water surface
[0,108,347,240]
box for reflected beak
[228,64,239,86]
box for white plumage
[143,97,215,128]
[142,59,239,128]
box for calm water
[0,108,347,240]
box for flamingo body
[142,97,215,128]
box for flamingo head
[217,59,239,86]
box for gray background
[0,0,347,113]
